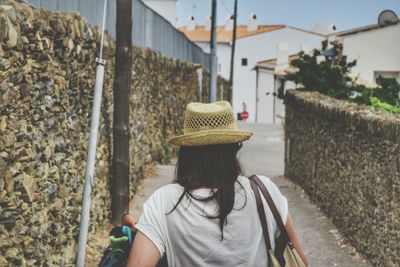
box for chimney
[187,16,196,32]
[247,13,258,32]
[275,42,289,72]
[225,14,234,32]
[205,16,212,31]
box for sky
[176,0,400,32]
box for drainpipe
[273,75,277,125]
[255,68,259,123]
[196,67,203,102]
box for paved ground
[129,122,371,266]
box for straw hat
[168,101,252,146]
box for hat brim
[168,129,253,147]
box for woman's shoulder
[146,183,184,203]
[238,175,286,202]
[237,174,275,188]
[238,175,288,223]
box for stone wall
[0,1,228,265]
[285,90,400,266]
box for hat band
[184,122,237,134]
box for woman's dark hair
[168,142,245,239]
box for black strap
[250,175,290,242]
[250,176,272,251]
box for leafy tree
[284,49,400,114]
[286,49,356,99]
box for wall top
[286,90,400,140]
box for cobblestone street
[130,122,371,266]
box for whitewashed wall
[233,27,324,122]
[256,70,295,124]
[256,69,275,123]
[194,42,231,80]
[340,24,400,83]
[196,42,211,53]
[217,43,232,80]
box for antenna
[192,4,196,16]
[378,10,398,26]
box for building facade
[180,17,324,122]
[334,22,400,84]
[233,26,324,122]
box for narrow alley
[130,123,371,267]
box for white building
[143,0,177,26]
[180,15,325,122]
[332,21,400,84]
[254,18,400,124]
[254,53,298,124]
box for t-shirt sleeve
[258,176,289,225]
[135,191,166,256]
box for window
[241,58,248,66]
[374,71,400,83]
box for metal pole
[228,0,238,104]
[76,0,107,266]
[255,68,259,123]
[273,75,277,125]
[209,0,217,103]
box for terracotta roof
[179,25,286,43]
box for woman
[127,101,308,267]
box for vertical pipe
[273,75,277,124]
[255,68,259,123]
[99,0,108,59]
[209,0,217,103]
[76,1,108,265]
[76,61,106,267]
[196,67,203,102]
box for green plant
[284,49,400,114]
[286,50,356,99]
[373,77,400,105]
[370,96,400,114]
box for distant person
[240,101,249,122]
[126,101,307,267]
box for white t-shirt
[136,175,288,267]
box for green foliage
[286,50,356,99]
[373,77,400,105]
[370,96,400,114]
[284,49,400,114]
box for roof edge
[287,26,327,37]
[336,21,400,37]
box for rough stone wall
[0,1,228,266]
[199,69,229,103]
[285,90,400,266]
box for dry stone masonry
[0,1,228,265]
[285,90,400,267]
